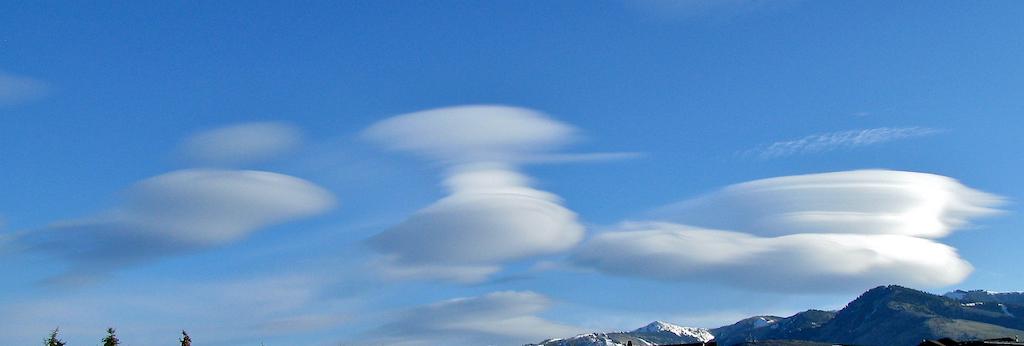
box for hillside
[803,285,1024,345]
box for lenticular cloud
[573,222,974,291]
[362,105,577,164]
[362,105,585,283]
[657,170,1002,238]
[369,168,584,281]
[573,170,1003,292]
[21,169,336,280]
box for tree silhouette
[101,327,120,346]
[180,330,192,346]
[43,327,66,346]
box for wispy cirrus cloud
[0,71,48,106]
[745,127,944,159]
[178,122,304,167]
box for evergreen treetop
[43,327,66,346]
[180,330,192,346]
[101,327,119,346]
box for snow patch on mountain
[751,316,776,329]
[999,304,1016,317]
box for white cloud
[573,170,1003,292]
[656,170,1003,238]
[361,105,577,164]
[20,169,335,279]
[179,122,303,166]
[362,291,581,346]
[746,127,943,159]
[573,222,973,292]
[369,167,584,283]
[362,106,590,282]
[0,72,48,106]
[370,258,501,284]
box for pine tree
[101,327,119,346]
[43,327,66,346]
[179,330,192,346]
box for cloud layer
[364,291,580,346]
[573,222,973,291]
[0,274,349,345]
[573,170,1002,292]
[363,105,586,283]
[747,127,942,159]
[179,122,304,166]
[21,169,335,280]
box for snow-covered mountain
[710,311,834,346]
[534,333,627,346]
[631,321,716,343]
[530,321,713,346]
[945,289,1024,306]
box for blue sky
[2,1,1024,345]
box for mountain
[945,289,1024,307]
[712,286,1024,345]
[711,310,835,346]
[806,284,1024,346]
[532,285,1024,346]
[529,321,714,346]
[631,321,716,344]
[710,316,782,345]
[803,285,1024,345]
[730,342,837,346]
[531,333,626,346]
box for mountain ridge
[531,285,1024,346]
[529,320,714,346]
